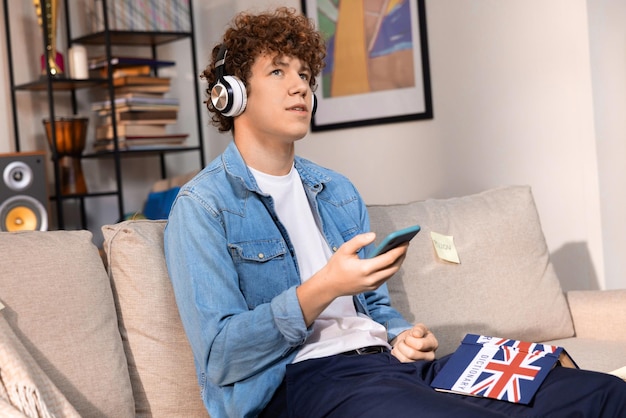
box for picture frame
[301,0,433,131]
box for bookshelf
[2,0,205,230]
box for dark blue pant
[261,352,626,417]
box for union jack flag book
[430,334,578,404]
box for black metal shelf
[83,145,202,159]
[2,0,205,230]
[73,30,191,46]
[50,190,119,200]
[14,77,107,91]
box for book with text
[431,334,578,405]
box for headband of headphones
[214,44,228,81]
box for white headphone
[210,45,247,117]
[210,44,317,118]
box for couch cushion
[368,185,575,356]
[102,220,209,418]
[542,337,626,373]
[0,230,135,417]
[0,310,80,417]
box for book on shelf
[112,92,167,99]
[93,134,189,152]
[92,96,179,112]
[101,110,178,125]
[114,84,172,94]
[430,334,578,405]
[123,134,188,142]
[92,56,177,79]
[98,65,152,79]
[96,104,180,115]
[95,123,170,140]
[95,143,188,152]
[112,75,171,87]
[89,56,176,70]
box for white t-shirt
[249,165,390,362]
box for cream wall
[1,0,624,291]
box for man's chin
[292,126,311,141]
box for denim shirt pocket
[229,239,292,308]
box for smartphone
[367,224,421,258]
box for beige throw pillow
[0,230,135,418]
[102,220,209,418]
[369,185,575,356]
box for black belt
[341,345,389,356]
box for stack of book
[90,56,189,152]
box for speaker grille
[0,195,48,231]
[3,161,34,191]
[0,152,48,231]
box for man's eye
[271,69,282,76]
[300,73,310,81]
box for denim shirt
[164,141,412,418]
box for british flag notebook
[431,334,578,404]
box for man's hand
[296,232,408,326]
[390,323,438,363]
[320,232,408,296]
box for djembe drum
[43,117,88,195]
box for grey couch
[0,185,624,417]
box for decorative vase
[43,117,88,195]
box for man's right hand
[296,233,409,326]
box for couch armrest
[566,289,626,341]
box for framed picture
[301,0,433,131]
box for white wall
[587,0,626,291]
[0,2,50,154]
[1,0,623,291]
[298,0,605,292]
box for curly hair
[200,7,326,132]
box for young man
[164,7,626,418]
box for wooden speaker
[0,152,49,231]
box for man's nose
[289,76,308,97]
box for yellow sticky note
[430,231,461,264]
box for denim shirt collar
[221,141,332,195]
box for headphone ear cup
[210,75,247,117]
[221,75,247,117]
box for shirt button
[258,253,265,259]
[332,246,338,252]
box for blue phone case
[368,224,421,258]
